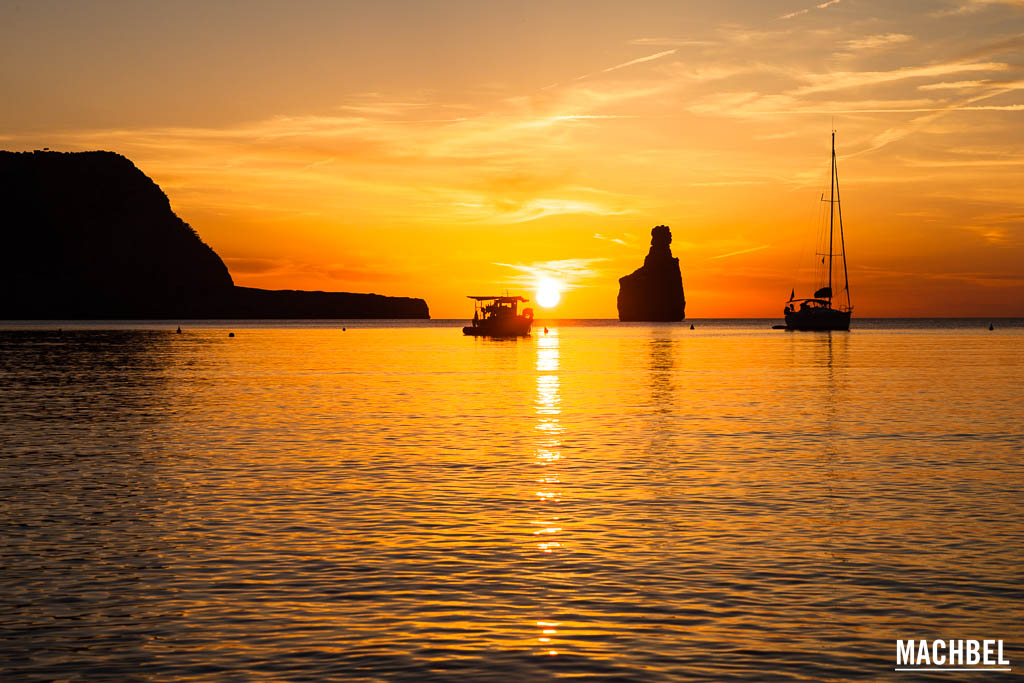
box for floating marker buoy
[690,324,695,330]
[989,323,994,331]
[342,327,346,331]
[544,327,549,334]
[176,326,182,334]
[228,332,235,337]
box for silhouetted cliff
[617,225,686,321]
[230,287,428,319]
[0,150,429,319]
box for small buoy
[228,332,235,338]
[176,326,182,334]
[342,327,346,331]
[690,324,695,330]
[57,328,63,335]
[989,323,994,331]
[543,327,549,334]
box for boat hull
[785,308,851,331]
[463,318,532,337]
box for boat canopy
[789,298,831,305]
[467,296,529,302]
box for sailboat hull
[785,307,851,331]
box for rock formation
[0,150,429,319]
[617,225,686,321]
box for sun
[535,279,561,308]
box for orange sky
[2,1,1022,317]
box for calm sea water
[1,320,1022,681]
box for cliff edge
[617,225,686,322]
[0,150,429,319]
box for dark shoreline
[1,317,1020,329]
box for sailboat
[783,132,852,331]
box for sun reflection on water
[532,331,564,653]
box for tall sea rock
[0,150,429,319]
[617,225,686,322]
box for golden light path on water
[534,332,562,654]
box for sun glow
[536,280,561,308]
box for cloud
[934,0,1024,17]
[793,60,1009,96]
[560,48,681,88]
[594,233,628,246]
[494,258,609,289]
[963,225,1011,243]
[488,198,630,224]
[844,33,913,51]
[845,82,1024,157]
[718,103,1024,115]
[602,49,679,73]
[780,0,841,20]
[919,80,989,90]
[710,244,772,259]
[754,130,800,140]
[921,79,1024,94]
[953,34,1024,60]
[779,8,810,20]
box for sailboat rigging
[783,132,852,331]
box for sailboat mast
[828,131,834,306]
[834,137,851,311]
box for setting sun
[536,280,561,308]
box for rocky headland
[0,150,428,319]
[617,225,686,322]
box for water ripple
[1,324,1022,680]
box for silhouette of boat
[463,296,533,336]
[784,132,853,331]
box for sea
[1,319,1022,681]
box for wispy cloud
[487,198,630,224]
[847,82,1024,157]
[779,8,810,20]
[919,80,989,90]
[793,60,1009,96]
[780,0,841,20]
[844,33,913,51]
[711,244,771,259]
[963,225,1011,244]
[953,34,1024,60]
[494,258,609,290]
[594,233,628,246]
[602,49,678,73]
[933,0,1024,17]
[920,79,1024,91]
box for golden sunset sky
[2,1,1022,317]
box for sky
[2,0,1022,317]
